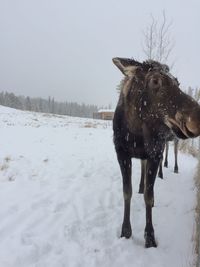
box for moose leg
[174,139,178,173]
[164,141,169,167]
[144,159,159,248]
[138,160,146,193]
[117,153,132,238]
[158,158,163,179]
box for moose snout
[185,115,200,137]
[175,110,200,138]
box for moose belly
[125,135,147,159]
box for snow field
[0,106,198,267]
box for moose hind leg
[118,153,132,238]
[174,139,179,173]
[139,160,146,193]
[164,142,169,167]
[158,158,163,179]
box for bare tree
[143,14,157,60]
[142,10,175,66]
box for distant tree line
[0,91,100,118]
[187,86,200,102]
[1,88,199,119]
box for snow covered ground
[0,105,198,267]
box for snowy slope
[0,106,198,267]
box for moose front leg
[144,158,160,248]
[117,153,132,238]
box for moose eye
[149,78,159,88]
[153,79,158,85]
[151,77,162,88]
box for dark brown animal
[112,57,200,248]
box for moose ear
[112,57,140,77]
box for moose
[112,57,200,248]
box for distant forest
[0,92,101,118]
[0,87,199,119]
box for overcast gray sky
[0,0,199,107]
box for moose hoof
[158,173,163,179]
[174,168,178,173]
[144,231,157,248]
[164,162,168,168]
[121,223,132,238]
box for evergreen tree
[0,91,98,118]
